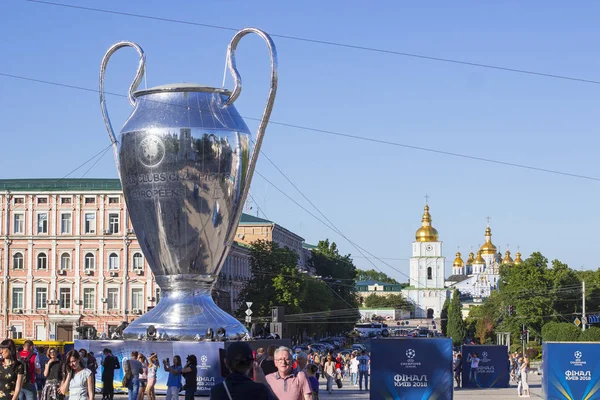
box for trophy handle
[224,28,278,209]
[99,41,146,164]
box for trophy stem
[123,275,247,341]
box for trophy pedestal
[123,281,248,341]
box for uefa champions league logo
[482,351,488,359]
[574,351,582,360]
[406,349,416,360]
[570,350,586,367]
[201,355,208,364]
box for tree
[236,240,303,319]
[363,293,412,310]
[310,239,361,333]
[356,269,401,285]
[447,290,466,346]
[440,298,450,337]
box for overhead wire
[26,0,600,86]
[2,72,598,183]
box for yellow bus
[12,339,75,355]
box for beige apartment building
[0,179,252,341]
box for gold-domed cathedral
[446,223,518,299]
[401,205,450,319]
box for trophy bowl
[100,29,277,341]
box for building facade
[0,179,252,341]
[355,280,405,305]
[235,214,309,270]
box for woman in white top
[145,353,159,400]
[137,354,149,400]
[520,357,530,398]
[323,355,336,395]
[59,350,93,400]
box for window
[83,288,95,309]
[11,325,23,340]
[13,214,24,234]
[107,288,119,310]
[13,197,24,205]
[12,287,24,309]
[60,253,71,270]
[61,214,72,234]
[61,197,72,205]
[132,253,143,270]
[108,213,120,234]
[84,253,95,270]
[155,288,161,304]
[12,253,24,270]
[37,197,48,204]
[84,213,96,234]
[59,288,71,309]
[37,253,47,270]
[427,267,432,280]
[85,197,96,204]
[108,253,119,270]
[37,213,48,234]
[35,287,47,309]
[132,288,143,310]
[108,197,120,204]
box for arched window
[132,253,143,270]
[13,253,24,270]
[85,253,95,270]
[108,253,119,270]
[427,267,432,280]
[60,253,71,270]
[37,253,47,270]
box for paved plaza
[111,373,543,399]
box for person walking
[349,354,358,387]
[136,355,148,400]
[0,339,25,400]
[58,350,93,400]
[453,353,462,388]
[41,348,63,400]
[163,356,182,400]
[124,352,143,400]
[323,355,335,395]
[19,340,41,400]
[101,349,120,400]
[35,347,49,400]
[145,354,158,400]
[356,350,370,391]
[520,357,530,398]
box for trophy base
[122,287,248,341]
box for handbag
[335,377,343,389]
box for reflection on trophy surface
[100,28,277,340]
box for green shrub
[510,343,521,354]
[542,322,580,342]
[579,326,600,342]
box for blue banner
[543,342,600,400]
[460,345,509,388]
[76,340,223,395]
[371,338,453,400]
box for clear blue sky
[2,1,600,283]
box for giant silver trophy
[99,28,277,341]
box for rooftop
[239,213,273,224]
[446,274,470,283]
[0,178,122,192]
[356,280,403,287]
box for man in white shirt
[467,352,480,384]
[356,350,370,391]
[350,354,359,386]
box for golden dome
[466,252,475,265]
[473,250,486,264]
[502,250,514,264]
[514,252,523,265]
[415,205,439,242]
[479,226,497,255]
[453,252,464,267]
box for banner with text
[460,345,509,388]
[543,342,600,400]
[371,338,453,400]
[77,340,223,396]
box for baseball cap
[226,342,254,364]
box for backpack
[21,353,35,383]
